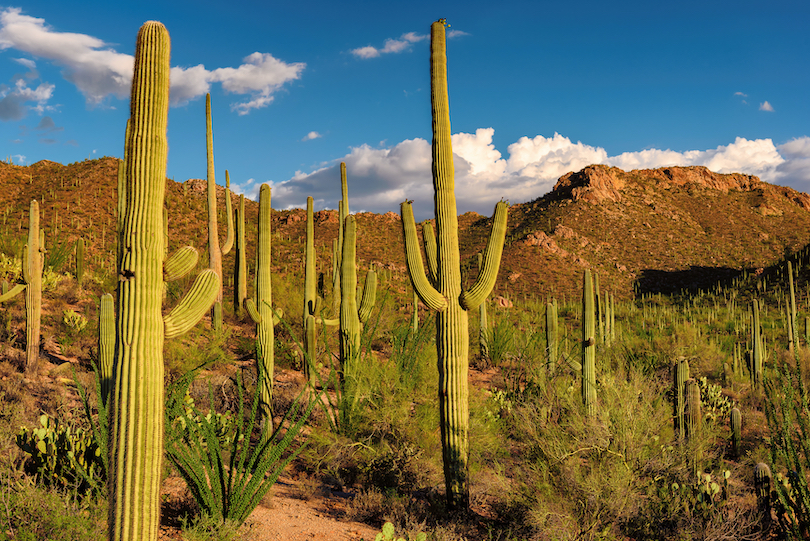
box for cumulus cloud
[760,101,775,112]
[351,31,429,59]
[302,131,322,141]
[0,8,304,113]
[267,129,807,220]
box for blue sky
[0,1,808,220]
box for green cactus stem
[412,288,419,333]
[673,357,690,440]
[109,22,219,541]
[99,293,114,406]
[582,269,596,416]
[730,407,742,459]
[303,196,317,380]
[234,194,247,317]
[685,378,701,440]
[751,299,763,389]
[754,462,772,515]
[546,300,558,372]
[398,19,509,510]
[204,94,234,332]
[0,200,43,374]
[477,253,489,361]
[75,237,84,287]
[788,260,798,354]
[244,184,280,434]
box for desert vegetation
[3,17,810,541]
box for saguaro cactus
[477,253,489,361]
[0,200,43,375]
[244,184,282,433]
[730,407,742,459]
[400,19,508,510]
[673,357,690,439]
[582,269,596,416]
[751,299,764,389]
[98,293,114,406]
[204,95,234,331]
[233,194,247,317]
[685,378,702,440]
[109,22,219,541]
[545,300,558,371]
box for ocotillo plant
[0,200,43,375]
[582,269,596,416]
[109,22,220,541]
[400,19,508,510]
[673,357,690,440]
[338,215,377,428]
[244,184,282,434]
[204,94,235,331]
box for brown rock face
[553,165,626,204]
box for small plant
[62,309,88,333]
[375,522,427,541]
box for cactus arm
[163,270,220,339]
[221,170,234,255]
[339,215,361,373]
[205,93,224,329]
[163,246,199,282]
[459,201,508,311]
[234,194,247,316]
[400,201,447,312]
[0,283,25,302]
[358,269,377,324]
[422,221,438,285]
[244,298,261,324]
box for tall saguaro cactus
[582,269,597,416]
[109,22,219,541]
[751,299,764,389]
[0,200,43,375]
[205,95,234,331]
[400,20,508,510]
[233,194,247,317]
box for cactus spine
[673,357,690,439]
[399,20,508,510]
[582,269,596,416]
[204,95,234,331]
[110,23,219,541]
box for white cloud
[760,101,775,112]
[13,57,34,70]
[267,130,808,220]
[351,31,428,59]
[734,91,748,97]
[302,131,322,141]
[0,8,304,114]
[0,78,54,120]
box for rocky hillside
[2,157,810,304]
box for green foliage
[62,309,88,333]
[165,364,313,527]
[0,252,20,282]
[15,414,105,497]
[375,521,427,541]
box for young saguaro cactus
[0,200,43,375]
[582,269,597,416]
[98,293,114,406]
[400,19,508,510]
[673,357,690,440]
[204,94,235,331]
[545,299,558,371]
[751,299,764,389]
[109,22,219,541]
[730,406,742,459]
[477,253,489,361]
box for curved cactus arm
[422,221,438,285]
[0,283,25,302]
[459,201,508,311]
[244,298,262,324]
[358,269,377,324]
[221,171,234,255]
[163,246,199,282]
[315,316,340,327]
[400,201,447,312]
[271,306,283,325]
[164,270,220,339]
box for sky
[0,0,808,220]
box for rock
[508,272,521,283]
[494,296,513,308]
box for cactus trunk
[582,269,596,416]
[108,21,170,541]
[23,200,42,375]
[255,184,275,432]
